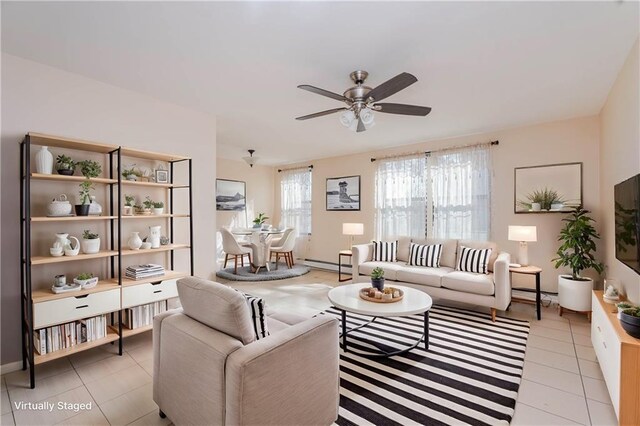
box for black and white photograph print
[216,179,246,211]
[155,169,169,183]
[326,175,360,211]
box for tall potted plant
[75,160,101,216]
[553,208,604,314]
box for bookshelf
[20,132,194,388]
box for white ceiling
[2,1,638,165]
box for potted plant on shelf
[81,230,100,254]
[152,201,164,215]
[75,160,102,216]
[253,213,269,229]
[371,267,385,291]
[553,208,604,314]
[518,187,564,212]
[123,194,135,216]
[142,196,154,215]
[55,154,76,176]
[73,272,98,289]
[620,307,640,338]
[122,165,141,181]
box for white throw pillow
[408,243,442,267]
[372,240,397,262]
[457,246,492,274]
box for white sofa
[352,237,511,321]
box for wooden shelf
[31,250,118,265]
[119,324,154,338]
[31,215,117,222]
[120,147,188,162]
[122,214,189,219]
[32,281,120,303]
[34,328,119,365]
[120,244,190,256]
[121,180,174,188]
[103,270,188,287]
[27,132,118,154]
[31,173,117,185]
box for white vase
[149,226,161,249]
[558,275,593,312]
[35,146,54,174]
[81,237,100,254]
[128,232,143,250]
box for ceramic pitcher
[149,226,161,249]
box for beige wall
[216,159,276,229]
[1,54,217,365]
[275,115,602,293]
[599,39,640,304]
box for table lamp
[342,223,364,251]
[508,225,537,266]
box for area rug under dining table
[322,304,530,426]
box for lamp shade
[508,225,537,242]
[342,223,364,236]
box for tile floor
[1,269,618,425]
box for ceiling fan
[296,70,431,132]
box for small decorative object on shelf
[35,146,53,174]
[53,275,66,288]
[160,235,170,246]
[370,267,385,291]
[64,236,80,256]
[88,196,103,216]
[76,160,101,216]
[140,242,152,250]
[359,286,404,303]
[128,232,143,250]
[47,194,72,217]
[55,154,75,176]
[81,230,100,254]
[617,302,635,319]
[73,273,98,289]
[52,233,70,256]
[122,164,141,181]
[123,194,135,216]
[155,169,169,183]
[603,284,620,303]
[149,225,161,249]
[620,307,640,338]
[142,196,154,215]
[153,201,164,215]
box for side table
[510,265,542,320]
[338,250,353,282]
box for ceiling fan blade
[366,72,418,102]
[295,107,347,121]
[356,117,366,132]
[376,103,432,116]
[297,85,348,102]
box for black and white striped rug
[323,305,530,426]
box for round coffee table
[327,283,433,357]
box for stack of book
[34,315,107,355]
[125,264,165,280]
[123,301,168,329]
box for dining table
[230,228,284,274]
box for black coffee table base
[338,309,429,357]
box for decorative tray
[51,284,81,294]
[359,287,404,303]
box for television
[614,173,640,275]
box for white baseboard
[1,360,23,375]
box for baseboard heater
[303,258,352,274]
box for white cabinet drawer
[34,289,121,329]
[122,279,178,308]
[591,295,621,413]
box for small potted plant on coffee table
[81,230,100,254]
[56,154,76,176]
[371,267,385,291]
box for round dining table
[230,228,284,273]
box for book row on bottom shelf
[123,300,168,329]
[34,314,107,355]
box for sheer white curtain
[375,155,427,239]
[428,145,492,240]
[280,168,312,235]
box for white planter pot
[558,275,593,312]
[153,208,164,215]
[81,238,101,254]
[35,146,54,174]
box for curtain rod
[277,165,313,173]
[370,140,499,162]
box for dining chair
[270,229,296,269]
[220,228,252,274]
[269,228,293,248]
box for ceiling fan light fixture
[360,108,375,126]
[242,149,258,167]
[339,110,356,128]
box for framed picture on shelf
[216,179,246,211]
[155,169,169,183]
[326,175,360,211]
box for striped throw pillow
[245,294,270,340]
[372,241,397,262]
[457,246,492,274]
[408,243,442,267]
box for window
[375,145,492,241]
[280,168,312,235]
